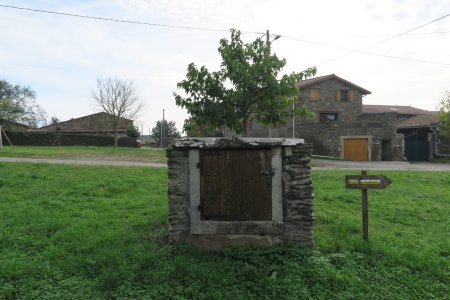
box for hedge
[1,131,137,147]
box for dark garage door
[404,130,430,161]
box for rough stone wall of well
[281,143,314,246]
[166,148,190,243]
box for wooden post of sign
[345,172,391,241]
[361,170,369,241]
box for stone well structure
[167,138,314,250]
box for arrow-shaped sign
[345,174,391,189]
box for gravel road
[1,157,449,171]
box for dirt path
[313,159,450,171]
[0,157,166,168]
[1,157,449,171]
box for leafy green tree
[183,117,224,137]
[0,79,46,129]
[126,125,140,138]
[151,120,181,146]
[174,29,316,137]
[438,90,450,138]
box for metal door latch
[261,169,275,176]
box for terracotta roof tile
[298,74,371,95]
[363,105,435,115]
[397,113,439,128]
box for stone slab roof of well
[298,74,371,95]
[363,104,435,115]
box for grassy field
[0,146,166,163]
[0,163,448,299]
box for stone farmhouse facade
[246,74,405,161]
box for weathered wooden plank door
[343,138,368,161]
[199,149,272,221]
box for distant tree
[126,125,140,138]
[50,116,60,125]
[91,77,144,146]
[437,90,450,138]
[151,120,181,146]
[174,29,316,137]
[0,79,46,129]
[183,117,224,137]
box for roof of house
[298,74,371,95]
[363,105,434,115]
[397,113,439,129]
[38,112,132,132]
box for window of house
[340,90,348,101]
[319,113,339,122]
[310,89,320,100]
[336,89,353,101]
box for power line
[0,4,263,35]
[370,13,450,48]
[279,30,450,40]
[282,36,450,66]
[304,12,450,66]
[2,4,449,67]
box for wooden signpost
[345,170,391,241]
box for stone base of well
[167,138,314,250]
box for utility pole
[0,124,3,148]
[160,109,165,148]
[267,29,272,138]
[292,102,295,139]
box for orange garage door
[343,138,368,161]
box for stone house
[37,112,133,137]
[247,74,405,161]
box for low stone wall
[167,138,314,250]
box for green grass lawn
[0,163,448,299]
[0,146,166,163]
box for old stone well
[166,137,314,250]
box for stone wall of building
[256,112,404,161]
[166,138,315,249]
[245,78,404,161]
[298,78,364,123]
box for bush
[2,131,137,147]
[126,126,140,139]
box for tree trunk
[114,130,118,147]
[242,118,249,137]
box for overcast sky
[1,0,449,134]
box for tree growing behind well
[151,120,181,147]
[174,29,316,136]
[0,79,46,129]
[91,77,144,146]
[438,90,450,138]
